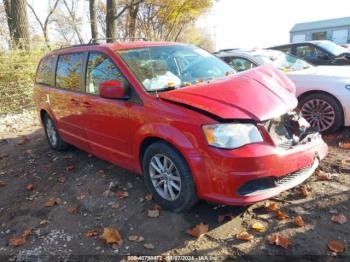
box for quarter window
[36,55,56,86]
[56,53,84,91]
[86,52,125,95]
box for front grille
[274,164,312,186]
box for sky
[26,0,350,50]
[204,0,350,51]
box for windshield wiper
[147,86,177,93]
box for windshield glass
[314,40,349,56]
[254,51,312,72]
[118,45,235,92]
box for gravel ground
[0,115,349,262]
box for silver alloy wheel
[149,154,182,201]
[301,98,336,132]
[46,118,58,147]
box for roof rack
[88,37,147,44]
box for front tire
[143,142,198,212]
[299,93,343,133]
[43,114,69,150]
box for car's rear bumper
[191,133,328,205]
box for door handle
[70,98,79,105]
[82,101,92,108]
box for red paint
[34,42,327,206]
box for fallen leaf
[66,165,75,172]
[85,229,98,237]
[236,231,254,241]
[0,153,9,160]
[293,216,305,227]
[339,142,350,149]
[39,220,49,225]
[108,202,119,209]
[340,159,350,166]
[323,134,337,142]
[67,207,77,214]
[150,204,161,211]
[128,235,144,242]
[265,202,279,211]
[76,193,86,200]
[9,237,26,247]
[58,176,65,183]
[0,181,7,187]
[100,227,122,245]
[96,170,105,175]
[299,185,310,198]
[18,137,29,145]
[116,191,128,199]
[331,214,348,224]
[268,234,291,249]
[252,222,266,232]
[22,228,32,239]
[217,213,234,223]
[276,210,289,220]
[145,193,153,201]
[317,171,332,181]
[63,155,73,160]
[186,223,208,238]
[26,184,34,191]
[328,240,345,253]
[45,198,58,207]
[147,209,160,218]
[143,243,155,249]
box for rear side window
[56,53,84,91]
[36,55,56,85]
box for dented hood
[159,65,298,121]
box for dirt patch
[0,122,350,261]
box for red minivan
[34,41,328,211]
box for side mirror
[99,81,128,99]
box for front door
[82,52,133,168]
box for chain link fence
[0,46,48,115]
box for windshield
[314,41,349,56]
[118,45,235,92]
[254,52,312,72]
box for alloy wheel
[301,99,336,132]
[149,154,182,201]
[46,118,58,147]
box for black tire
[43,114,69,150]
[299,93,343,134]
[142,141,198,212]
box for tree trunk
[106,0,116,43]
[89,0,98,40]
[127,1,139,38]
[9,0,30,49]
[4,0,15,45]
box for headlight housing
[345,85,350,91]
[202,123,263,149]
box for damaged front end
[263,111,321,150]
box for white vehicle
[216,49,350,133]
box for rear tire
[299,93,343,133]
[142,141,198,212]
[43,114,69,151]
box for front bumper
[194,133,328,206]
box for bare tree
[27,0,60,49]
[62,0,84,43]
[4,0,30,49]
[89,0,98,40]
[106,0,117,42]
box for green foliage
[0,47,47,114]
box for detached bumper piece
[237,158,319,197]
